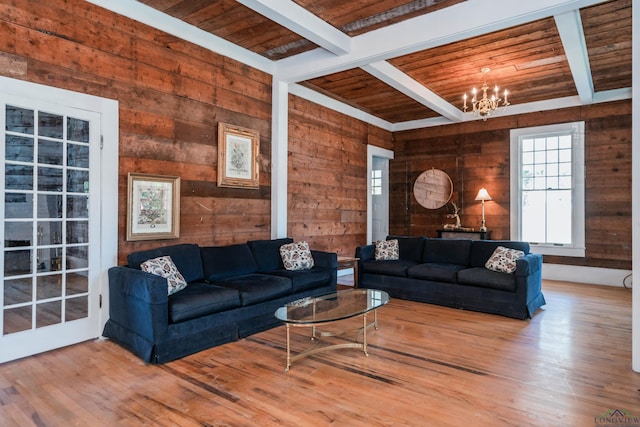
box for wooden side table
[337,256,359,288]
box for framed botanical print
[217,122,259,189]
[127,173,180,241]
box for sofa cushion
[201,243,258,281]
[361,259,417,277]
[423,238,472,266]
[168,282,241,323]
[215,273,292,306]
[387,235,426,262]
[375,239,399,260]
[485,246,525,274]
[469,240,530,267]
[140,256,188,295]
[247,238,294,272]
[127,244,204,283]
[269,268,332,292]
[457,267,517,292]
[279,241,315,270]
[407,263,467,283]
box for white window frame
[510,121,585,257]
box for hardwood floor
[1,279,638,426]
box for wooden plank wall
[0,0,273,265]
[392,100,632,270]
[0,0,393,264]
[287,95,393,257]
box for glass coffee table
[274,288,389,371]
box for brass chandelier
[462,67,509,120]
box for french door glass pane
[67,170,89,192]
[5,106,34,134]
[38,167,63,192]
[38,112,63,139]
[38,139,63,165]
[5,135,33,162]
[36,301,61,328]
[67,246,88,269]
[67,272,88,294]
[37,221,62,245]
[67,221,88,243]
[5,222,31,245]
[5,165,33,190]
[67,196,88,218]
[4,277,31,305]
[37,274,62,299]
[5,193,32,218]
[37,194,63,218]
[3,306,31,334]
[67,144,89,167]
[4,249,31,276]
[67,118,89,143]
[66,296,88,321]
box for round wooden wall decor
[413,169,453,209]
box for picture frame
[127,173,180,241]
[217,122,260,189]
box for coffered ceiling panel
[293,0,465,37]
[139,0,321,59]
[581,0,632,92]
[388,17,577,109]
[302,69,438,122]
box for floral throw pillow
[280,241,315,271]
[375,239,399,260]
[485,246,525,274]
[140,255,188,295]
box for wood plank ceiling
[132,0,631,127]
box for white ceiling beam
[362,61,464,122]
[236,0,351,56]
[554,10,594,104]
[275,0,609,83]
[84,0,274,74]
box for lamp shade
[475,188,492,201]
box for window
[510,122,585,257]
[371,169,382,195]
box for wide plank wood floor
[1,279,639,426]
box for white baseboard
[542,263,632,287]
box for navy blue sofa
[103,238,337,363]
[355,236,545,319]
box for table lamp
[475,187,492,232]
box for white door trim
[0,76,118,362]
[367,145,394,244]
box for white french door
[0,81,115,363]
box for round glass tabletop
[274,288,390,325]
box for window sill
[530,245,585,258]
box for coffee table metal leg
[285,324,291,372]
[363,312,368,356]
